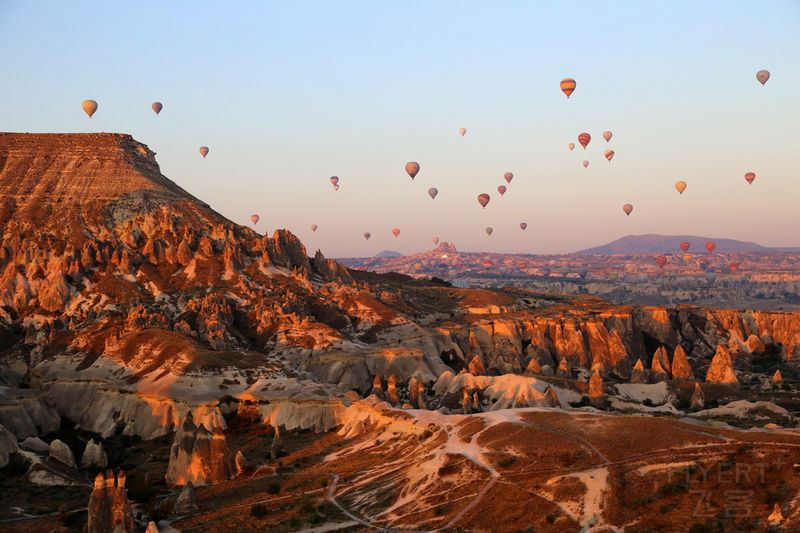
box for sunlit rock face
[166,412,237,487]
[87,470,135,533]
[705,345,740,387]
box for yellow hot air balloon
[756,70,770,86]
[622,204,633,216]
[459,128,466,136]
[675,181,687,194]
[199,146,209,158]
[560,78,576,98]
[405,161,420,179]
[603,131,612,142]
[82,100,98,118]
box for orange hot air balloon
[622,204,633,216]
[82,99,98,118]
[756,70,770,86]
[683,253,692,263]
[604,150,615,161]
[568,143,575,151]
[679,241,690,253]
[675,181,687,194]
[405,161,420,179]
[705,242,716,253]
[364,232,371,240]
[578,133,591,149]
[310,224,318,232]
[392,228,400,238]
[333,184,340,191]
[199,146,209,158]
[582,160,589,168]
[497,185,507,196]
[151,102,163,115]
[459,128,466,136]
[477,193,490,209]
[520,222,527,230]
[729,262,740,273]
[485,227,493,236]
[745,172,755,185]
[656,255,668,268]
[560,78,576,98]
[428,188,438,199]
[330,176,339,186]
[603,131,612,142]
[250,214,259,225]
[504,172,513,183]
[433,237,439,245]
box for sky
[1,1,799,257]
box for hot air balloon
[683,253,692,263]
[756,70,770,86]
[578,133,591,149]
[705,268,717,283]
[82,99,98,118]
[675,181,687,194]
[428,188,438,199]
[705,242,716,253]
[333,184,340,191]
[432,237,439,245]
[485,227,493,236]
[250,214,259,225]
[518,262,528,269]
[541,268,551,277]
[477,193,490,209]
[504,172,513,183]
[405,161,420,180]
[310,224,318,232]
[520,222,527,230]
[679,241,691,253]
[392,228,400,238]
[609,272,619,281]
[656,255,668,268]
[364,232,371,240]
[603,131,612,142]
[576,266,588,279]
[745,172,755,185]
[729,262,740,273]
[568,143,575,151]
[497,185,507,196]
[698,259,710,270]
[560,78,576,98]
[604,150,615,161]
[459,128,466,136]
[622,204,633,216]
[151,102,163,115]
[560,266,570,277]
[582,160,589,168]
[483,259,492,270]
[199,146,209,158]
[330,176,339,186]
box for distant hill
[374,250,403,258]
[574,234,792,254]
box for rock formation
[768,502,783,526]
[588,370,608,409]
[270,426,286,460]
[772,369,783,384]
[705,345,740,387]
[87,470,135,533]
[670,345,694,381]
[556,357,572,379]
[630,359,647,384]
[145,522,160,533]
[690,383,705,409]
[80,439,108,469]
[650,347,671,383]
[0,424,19,468]
[166,412,237,486]
[235,450,248,472]
[49,439,77,469]
[386,374,399,405]
[172,480,200,515]
[468,355,486,376]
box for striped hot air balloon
[477,193,490,208]
[520,222,527,230]
[497,185,507,196]
[656,255,668,268]
[578,133,591,149]
[679,241,691,253]
[729,262,740,273]
[604,150,615,161]
[745,172,756,185]
[706,242,716,253]
[560,78,576,98]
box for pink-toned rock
[630,359,648,384]
[386,374,399,405]
[671,345,694,381]
[772,369,783,384]
[650,346,671,383]
[468,355,486,376]
[746,334,766,354]
[705,345,740,387]
[87,470,134,533]
[588,370,608,409]
[556,357,571,379]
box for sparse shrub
[498,457,516,468]
[782,383,792,391]
[657,482,678,497]
[420,429,433,440]
[568,396,590,408]
[688,524,712,533]
[5,453,28,475]
[642,398,654,407]
[267,482,281,495]
[433,503,451,516]
[659,504,670,514]
[677,398,691,410]
[309,512,323,524]
[288,516,301,527]
[633,497,649,507]
[545,512,556,524]
[298,501,315,515]
[319,477,329,488]
[250,503,269,518]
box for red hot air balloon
[622,204,633,216]
[604,150,615,161]
[477,193,490,209]
[520,222,527,230]
[656,255,668,268]
[364,232,371,240]
[405,161,420,179]
[745,172,756,185]
[250,214,259,225]
[504,172,513,183]
[729,262,740,273]
[603,131,612,142]
[151,102,163,115]
[483,259,492,269]
[497,185,507,196]
[578,133,591,149]
[705,242,716,253]
[310,224,318,232]
[679,241,691,253]
[560,78,576,98]
[199,146,209,158]
[392,228,400,238]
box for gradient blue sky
[2,1,799,257]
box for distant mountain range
[575,234,800,254]
[374,250,403,258]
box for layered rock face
[87,470,135,533]
[166,412,238,486]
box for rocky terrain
[2,133,800,532]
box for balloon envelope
[729,262,740,273]
[310,224,317,232]
[656,255,668,268]
[568,143,575,151]
[250,214,259,225]
[756,70,770,85]
[560,78,576,98]
[459,128,466,136]
[705,242,716,253]
[604,150,614,161]
[622,204,633,216]
[405,161,420,179]
[477,193,490,208]
[576,266,588,279]
[364,232,371,240]
[82,99,98,118]
[582,160,589,168]
[504,172,513,183]
[428,188,438,199]
[745,172,755,185]
[675,181,687,194]
[578,133,591,149]
[705,269,717,283]
[432,237,439,245]
[520,222,527,230]
[151,102,163,115]
[497,185,507,196]
[330,176,339,185]
[603,131,612,142]
[485,227,493,236]
[679,241,691,253]
[333,184,340,191]
[392,228,400,237]
[199,146,209,158]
